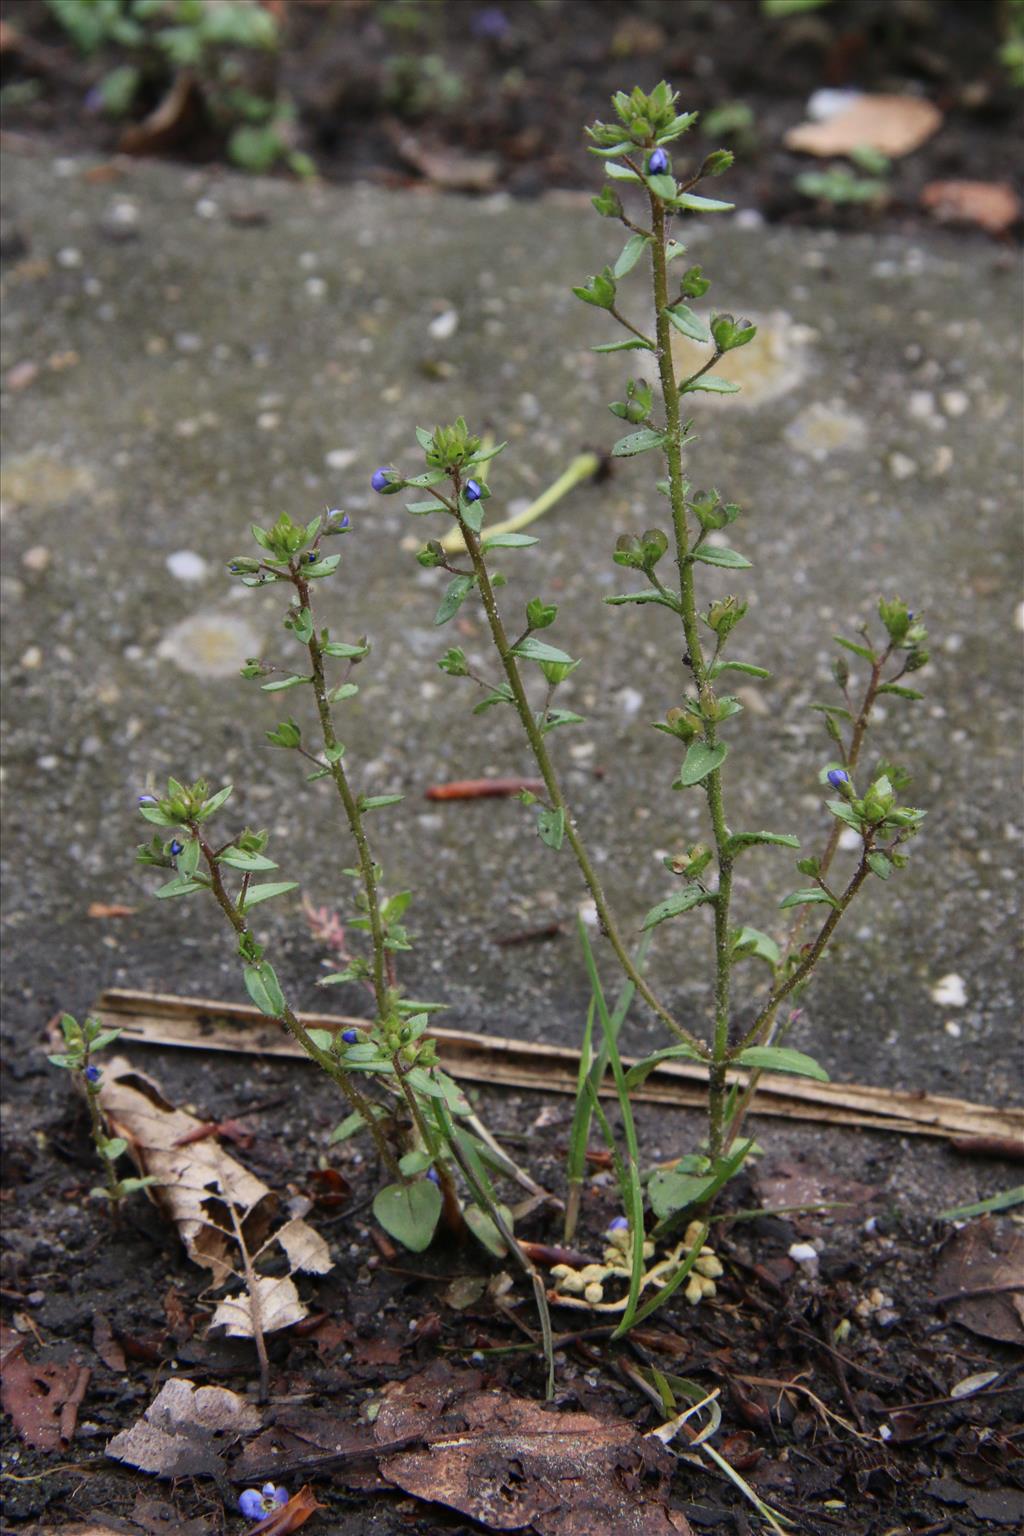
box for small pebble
[165,550,208,583]
[887,451,917,481]
[428,308,459,341]
[930,972,967,1007]
[22,545,51,574]
[788,1242,820,1275]
[56,247,82,269]
[20,646,41,669]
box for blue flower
[327,509,351,529]
[307,551,317,563]
[341,1029,358,1044]
[138,795,158,806]
[84,1065,102,1084]
[169,839,183,857]
[607,1215,629,1231]
[464,479,482,502]
[371,468,392,493]
[647,148,669,175]
[238,1484,289,1521]
[426,1167,441,1184]
[827,768,850,790]
[472,6,509,39]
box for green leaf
[611,428,667,458]
[154,876,207,899]
[219,848,278,872]
[646,172,679,200]
[726,831,800,855]
[734,1046,829,1082]
[867,851,892,879]
[649,1170,717,1221]
[322,640,369,659]
[731,926,780,967]
[877,683,924,700]
[692,543,751,569]
[482,533,539,550]
[676,740,728,787]
[359,794,404,812]
[622,1042,706,1091]
[197,785,232,820]
[261,675,311,692]
[306,555,340,578]
[537,806,565,851]
[680,373,740,395]
[327,682,359,704]
[605,589,681,612]
[834,635,876,662]
[673,192,734,212]
[604,162,643,183]
[464,1201,513,1258]
[461,499,485,534]
[177,837,200,877]
[613,233,651,279]
[139,804,179,827]
[241,881,299,911]
[511,636,574,666]
[592,338,655,354]
[372,1180,442,1253]
[465,440,507,467]
[399,1149,434,1177]
[664,304,711,344]
[435,574,474,626]
[328,1110,368,1144]
[641,885,713,931]
[710,660,771,680]
[405,498,448,515]
[243,961,285,1017]
[779,887,837,910]
[306,1029,335,1052]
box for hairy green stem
[84,1070,122,1220]
[294,570,463,1222]
[193,822,403,1181]
[648,193,734,1157]
[453,502,706,1056]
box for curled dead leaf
[785,94,942,158]
[248,1486,325,1535]
[106,1377,261,1479]
[920,180,1021,236]
[95,1057,331,1309]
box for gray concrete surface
[1,149,1021,1107]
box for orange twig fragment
[425,777,544,801]
[249,1485,325,1534]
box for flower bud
[464,479,482,502]
[647,147,669,174]
[826,768,850,791]
[371,468,392,493]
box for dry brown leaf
[376,1367,693,1535]
[211,1274,306,1338]
[387,125,499,192]
[785,94,942,158]
[92,1312,127,1373]
[920,180,1021,236]
[119,71,205,157]
[96,1056,330,1305]
[106,1377,261,1479]
[0,1325,90,1452]
[932,1219,1024,1344]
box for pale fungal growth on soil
[550,1219,724,1311]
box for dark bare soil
[2,1005,1022,1535]
[1,0,1022,238]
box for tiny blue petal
[238,1490,264,1519]
[608,1215,629,1231]
[648,148,668,174]
[338,513,351,528]
[827,769,850,789]
[138,795,158,806]
[906,610,915,620]
[341,1029,358,1044]
[464,479,482,502]
[85,1065,102,1083]
[263,1484,289,1505]
[371,468,391,493]
[308,552,317,562]
[169,839,183,856]
[426,1167,440,1184]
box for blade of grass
[440,451,601,555]
[565,933,650,1243]
[577,918,645,1336]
